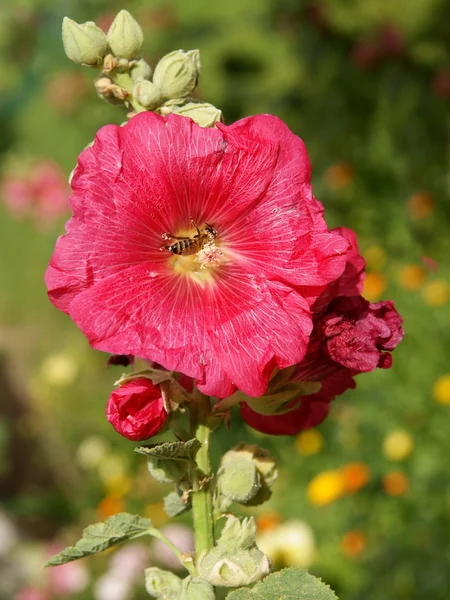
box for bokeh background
[1,0,449,599]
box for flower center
[160,220,224,283]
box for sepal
[179,576,215,600]
[62,17,108,66]
[107,10,144,59]
[145,567,181,599]
[153,50,200,100]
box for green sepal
[45,513,152,566]
[145,567,181,599]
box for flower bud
[133,80,162,110]
[198,517,271,587]
[106,378,168,441]
[179,576,215,600]
[153,50,200,100]
[171,102,222,128]
[130,58,153,82]
[218,457,261,504]
[107,10,144,60]
[62,17,108,66]
[144,567,181,599]
[147,457,187,484]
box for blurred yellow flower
[40,353,78,387]
[422,280,449,307]
[407,192,435,220]
[324,163,355,190]
[340,462,370,494]
[383,430,414,461]
[399,265,426,290]
[364,246,387,271]
[256,511,282,532]
[97,495,125,520]
[307,470,345,506]
[382,471,409,496]
[144,501,168,527]
[97,454,128,483]
[76,436,109,470]
[433,374,450,405]
[295,429,324,456]
[257,520,316,568]
[363,272,387,301]
[341,530,366,558]
[104,474,132,497]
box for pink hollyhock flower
[241,230,404,435]
[45,112,350,397]
[1,159,69,226]
[106,377,168,441]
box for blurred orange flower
[407,192,435,220]
[324,163,355,190]
[422,280,449,307]
[382,471,409,496]
[340,462,370,494]
[433,374,450,406]
[256,511,282,532]
[341,530,366,558]
[97,495,125,520]
[363,272,387,301]
[399,265,426,291]
[307,470,345,506]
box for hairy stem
[148,527,196,575]
[113,71,146,114]
[191,392,215,567]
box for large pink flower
[45,112,350,397]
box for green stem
[191,393,215,567]
[113,71,147,113]
[148,528,195,575]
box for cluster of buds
[62,11,222,127]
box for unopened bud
[199,517,270,587]
[130,58,153,82]
[107,10,144,60]
[62,17,108,66]
[145,567,181,599]
[153,50,200,100]
[133,80,162,109]
[218,457,260,504]
[147,457,187,484]
[179,576,215,600]
[172,102,222,127]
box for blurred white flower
[257,520,316,568]
[94,573,132,600]
[40,353,78,388]
[0,511,18,555]
[76,436,110,470]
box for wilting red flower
[106,378,168,441]
[46,112,350,397]
[241,229,404,435]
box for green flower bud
[199,517,270,587]
[218,457,261,504]
[107,10,144,60]
[171,102,223,128]
[130,58,153,82]
[153,50,201,100]
[133,80,162,110]
[147,457,187,484]
[145,567,181,599]
[62,17,108,66]
[179,576,215,600]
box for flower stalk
[191,390,215,567]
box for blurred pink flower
[14,588,49,600]
[46,544,90,595]
[151,524,194,570]
[1,159,69,227]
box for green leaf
[135,439,201,462]
[45,513,152,566]
[163,491,191,517]
[226,568,338,600]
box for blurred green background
[0,0,449,599]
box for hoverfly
[161,219,217,256]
